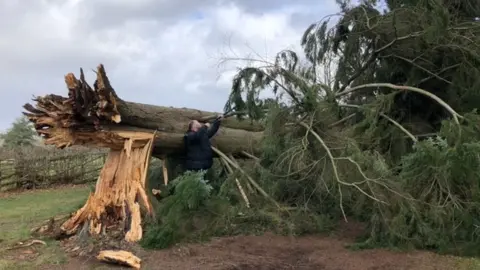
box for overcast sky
[0,0,339,131]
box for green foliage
[142,171,217,249]
[1,116,38,148]
[364,132,480,255]
[142,168,335,249]
[228,0,480,132]
[255,106,480,255]
[143,0,480,258]
[143,111,480,256]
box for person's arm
[184,126,208,142]
[206,118,221,138]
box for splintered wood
[60,133,155,242]
[162,159,169,185]
[97,250,141,269]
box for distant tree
[1,116,38,148]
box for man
[183,116,223,172]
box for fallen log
[22,64,264,242]
[45,124,262,159]
[22,64,263,158]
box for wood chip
[97,250,141,269]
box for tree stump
[60,133,155,242]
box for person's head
[188,120,202,132]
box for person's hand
[205,122,211,128]
[217,114,224,121]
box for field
[0,185,90,269]
[0,185,479,270]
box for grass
[0,240,67,270]
[456,257,480,270]
[0,185,91,269]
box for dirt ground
[23,221,459,270]
[2,221,464,270]
[36,233,457,270]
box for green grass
[456,257,480,270]
[0,239,68,270]
[0,185,91,243]
[0,185,91,269]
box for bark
[118,101,264,132]
[22,64,263,157]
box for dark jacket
[183,120,221,171]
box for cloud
[0,0,339,131]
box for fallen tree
[22,64,264,242]
[23,64,263,157]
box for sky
[0,0,339,131]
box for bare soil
[39,233,456,270]
[26,222,458,270]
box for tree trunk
[23,64,263,158]
[117,100,263,132]
[22,64,264,242]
